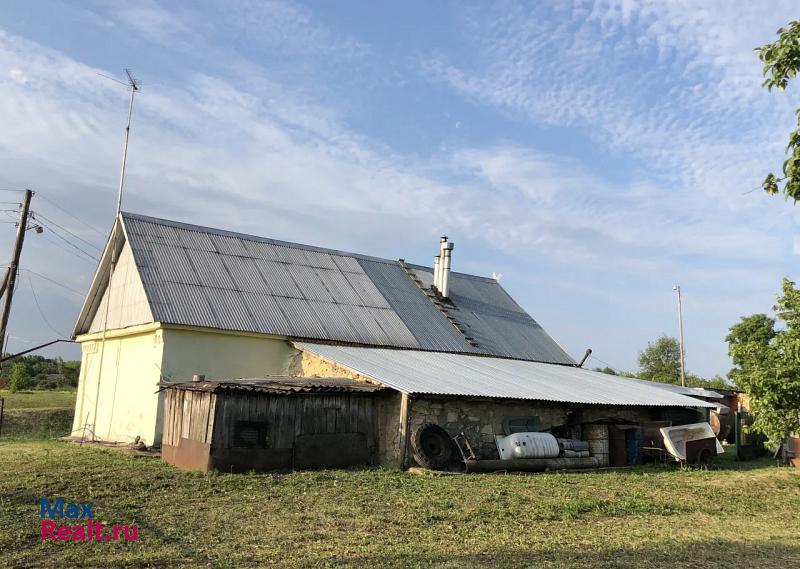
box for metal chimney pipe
[433,255,441,292]
[441,241,454,298]
[435,236,448,292]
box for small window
[233,421,270,448]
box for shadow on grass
[340,539,800,569]
[0,488,217,569]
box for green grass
[0,440,798,568]
[0,389,76,410]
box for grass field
[0,439,798,568]
[0,389,76,410]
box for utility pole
[0,189,33,362]
[673,284,686,387]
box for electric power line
[35,219,100,262]
[23,268,85,297]
[31,210,103,252]
[35,192,106,237]
[588,354,636,376]
[27,273,67,338]
[37,232,99,265]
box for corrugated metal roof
[627,379,724,400]
[121,213,422,348]
[357,259,478,353]
[407,264,575,364]
[294,342,717,408]
[76,212,577,364]
[160,377,386,394]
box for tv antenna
[98,68,141,215]
[89,68,142,442]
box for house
[71,212,715,469]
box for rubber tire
[411,423,455,470]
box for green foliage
[726,313,776,387]
[0,354,79,390]
[685,374,729,391]
[8,363,31,393]
[592,366,617,376]
[728,278,800,444]
[637,335,682,384]
[757,21,800,201]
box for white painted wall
[88,242,153,333]
[72,327,164,444]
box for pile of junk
[410,420,724,473]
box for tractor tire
[411,423,455,470]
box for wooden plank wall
[210,392,376,451]
[162,389,217,447]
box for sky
[1,0,799,378]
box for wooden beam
[398,392,410,469]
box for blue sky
[1,0,799,378]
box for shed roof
[75,212,574,364]
[159,377,385,394]
[294,342,717,408]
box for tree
[728,278,800,444]
[758,21,800,201]
[592,366,617,376]
[9,362,31,393]
[637,336,682,384]
[725,314,776,388]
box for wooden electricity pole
[0,189,33,362]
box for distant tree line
[0,355,80,393]
[592,335,729,391]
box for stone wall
[402,398,664,465]
[288,350,375,384]
[406,396,569,461]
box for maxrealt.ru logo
[40,499,138,542]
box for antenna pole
[89,70,139,442]
[116,69,139,215]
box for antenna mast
[87,69,141,442]
[117,69,140,215]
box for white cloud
[420,1,800,213]
[0,2,794,377]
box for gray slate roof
[78,212,574,364]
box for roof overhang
[293,342,717,408]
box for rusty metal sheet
[162,438,211,472]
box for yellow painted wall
[73,326,297,446]
[72,328,164,445]
[159,328,295,381]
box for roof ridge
[120,211,398,266]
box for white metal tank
[495,432,560,460]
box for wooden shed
[160,378,386,472]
